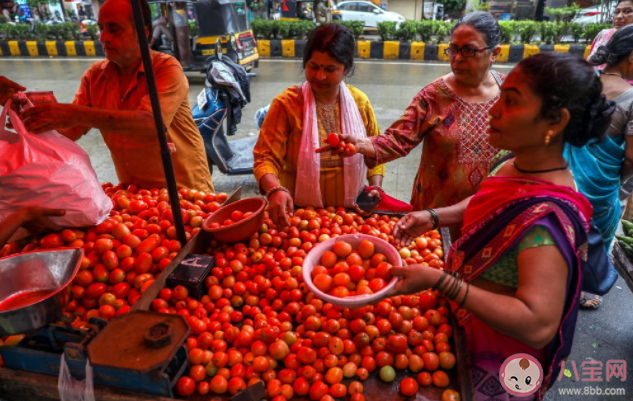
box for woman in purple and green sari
[386,53,615,401]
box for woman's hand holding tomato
[394,210,435,248]
[316,133,361,157]
[268,190,294,229]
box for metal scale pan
[0,248,83,336]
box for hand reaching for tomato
[384,263,441,299]
[268,189,294,229]
[393,211,435,248]
[19,206,66,233]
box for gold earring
[544,130,553,145]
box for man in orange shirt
[20,0,213,193]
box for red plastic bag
[0,96,112,230]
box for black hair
[518,53,615,147]
[589,25,633,67]
[617,0,633,5]
[451,11,501,47]
[303,24,355,74]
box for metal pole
[129,0,188,246]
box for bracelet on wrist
[433,270,449,292]
[265,186,290,199]
[458,282,470,307]
[426,209,440,230]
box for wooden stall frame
[0,214,473,401]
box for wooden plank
[0,367,176,401]
[132,230,211,311]
[133,188,242,311]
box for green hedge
[0,22,84,41]
[497,21,610,45]
[381,20,609,44]
[250,19,607,45]
[0,19,610,45]
[251,19,318,40]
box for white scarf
[295,82,368,208]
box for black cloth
[206,57,250,135]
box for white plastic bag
[0,96,112,228]
[58,354,96,401]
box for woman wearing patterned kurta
[346,12,503,213]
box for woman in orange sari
[388,53,614,400]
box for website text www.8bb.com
[557,386,626,396]
[555,359,628,397]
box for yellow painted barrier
[8,41,20,56]
[584,45,591,59]
[383,41,399,60]
[258,40,270,57]
[437,43,450,61]
[357,40,371,59]
[523,44,539,59]
[496,44,509,63]
[84,41,96,56]
[554,44,570,53]
[65,41,77,56]
[45,41,58,56]
[281,39,294,58]
[26,41,38,56]
[410,42,425,61]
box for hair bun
[589,46,611,66]
[572,93,616,146]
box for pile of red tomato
[151,208,454,400]
[0,183,226,326]
[0,184,458,401]
[311,239,394,298]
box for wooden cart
[0,224,473,401]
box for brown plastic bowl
[202,197,268,243]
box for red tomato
[400,377,419,396]
[40,233,64,249]
[176,376,196,396]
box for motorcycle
[191,40,257,176]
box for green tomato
[379,365,396,383]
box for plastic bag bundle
[0,96,112,228]
[57,355,96,401]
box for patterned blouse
[368,74,504,210]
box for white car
[571,3,616,24]
[333,1,405,29]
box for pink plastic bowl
[302,234,402,308]
[202,197,267,243]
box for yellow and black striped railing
[257,40,591,62]
[0,40,591,62]
[0,40,104,57]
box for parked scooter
[191,40,256,175]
